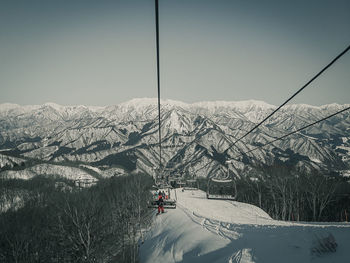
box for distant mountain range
[0,98,349,179]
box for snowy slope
[140,189,350,263]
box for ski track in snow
[179,203,242,242]
[140,189,350,263]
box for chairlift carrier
[206,177,237,200]
[148,186,177,209]
[183,179,199,191]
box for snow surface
[341,171,350,178]
[0,154,26,168]
[336,146,350,152]
[310,158,322,164]
[191,100,276,110]
[1,99,349,118]
[0,194,27,213]
[79,164,102,174]
[0,164,97,181]
[140,189,350,263]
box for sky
[0,0,349,106]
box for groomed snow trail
[140,189,350,263]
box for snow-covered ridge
[1,98,349,114]
[0,164,97,181]
[118,98,189,108]
[2,99,347,128]
[284,103,350,111]
[0,103,20,111]
[0,102,104,114]
[0,98,349,177]
[191,99,276,110]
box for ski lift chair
[148,198,176,209]
[148,187,177,209]
[206,177,237,200]
[183,179,199,191]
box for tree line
[0,174,153,263]
[199,164,350,222]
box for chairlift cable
[152,2,349,179]
[224,44,350,154]
[232,106,350,159]
[191,44,350,174]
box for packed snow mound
[140,189,350,263]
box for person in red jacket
[157,191,164,214]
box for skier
[157,191,165,215]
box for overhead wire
[151,0,349,175]
[223,44,350,155]
[232,106,350,159]
[195,44,350,174]
[193,105,350,177]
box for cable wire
[224,44,350,154]
[232,106,350,159]
[193,106,349,176]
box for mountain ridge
[0,98,349,179]
[2,98,349,110]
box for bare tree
[303,170,338,221]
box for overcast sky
[0,0,349,106]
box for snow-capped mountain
[0,98,349,179]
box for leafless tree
[303,170,338,221]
